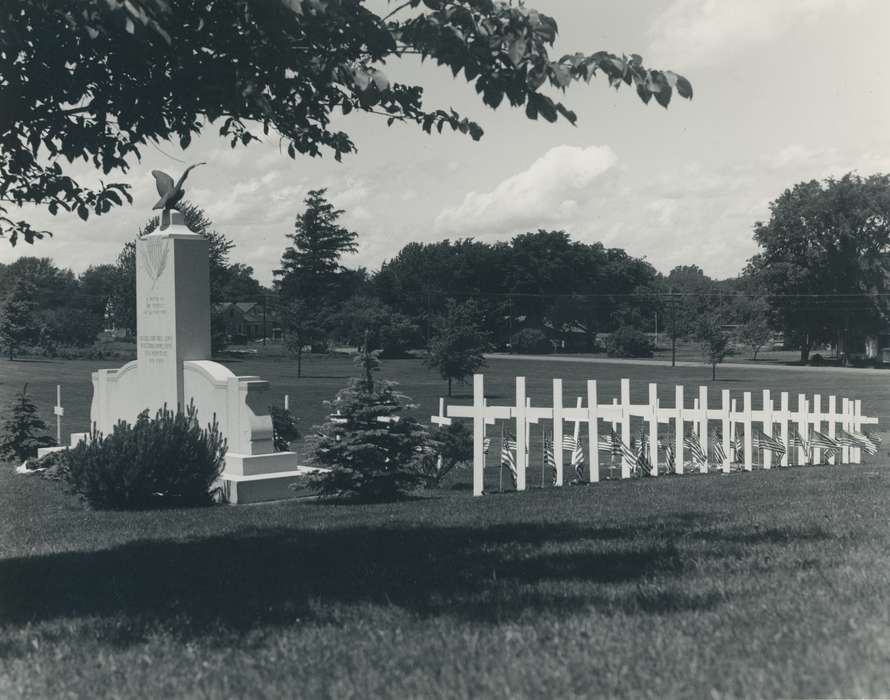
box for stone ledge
[217,467,322,504]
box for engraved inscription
[138,334,173,366]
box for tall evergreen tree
[0,384,55,463]
[275,189,358,305]
[0,279,37,360]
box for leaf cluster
[1,0,691,243]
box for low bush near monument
[65,403,226,509]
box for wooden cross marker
[53,384,64,446]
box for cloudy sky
[5,0,890,284]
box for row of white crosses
[430,374,879,497]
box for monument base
[216,466,321,504]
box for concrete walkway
[486,353,890,377]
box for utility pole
[262,293,267,346]
[671,291,677,368]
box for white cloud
[648,0,861,68]
[434,144,618,235]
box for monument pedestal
[80,220,317,504]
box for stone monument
[72,168,313,503]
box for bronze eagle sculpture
[151,162,206,214]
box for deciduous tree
[746,173,890,362]
[1,0,691,244]
[426,300,490,396]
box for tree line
[2,173,889,381]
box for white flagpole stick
[541,423,547,488]
[284,394,289,411]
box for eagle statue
[151,162,206,227]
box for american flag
[810,430,840,459]
[570,438,585,481]
[562,435,578,451]
[683,432,707,469]
[501,435,518,487]
[711,429,727,466]
[634,430,653,476]
[482,437,491,455]
[730,430,743,463]
[752,429,787,459]
[658,434,675,471]
[789,428,811,464]
[838,428,878,456]
[610,428,639,470]
[543,433,557,485]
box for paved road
[487,353,890,377]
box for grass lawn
[2,462,890,699]
[2,355,889,698]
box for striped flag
[658,434,675,472]
[543,433,557,485]
[753,429,787,459]
[789,427,811,464]
[501,435,518,487]
[635,430,653,476]
[571,438,585,481]
[730,431,743,463]
[610,428,639,471]
[810,430,840,459]
[711,429,727,466]
[684,432,707,469]
[562,435,577,451]
[846,429,879,456]
[482,437,491,455]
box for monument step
[224,451,311,476]
[217,467,319,505]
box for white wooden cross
[53,384,64,446]
[446,375,511,496]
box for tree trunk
[752,346,759,361]
[297,346,302,378]
[447,376,452,397]
[799,339,810,363]
[712,362,716,381]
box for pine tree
[0,279,37,360]
[275,189,358,306]
[310,341,429,501]
[0,384,55,463]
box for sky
[4,0,890,285]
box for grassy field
[2,355,890,698]
[2,460,890,698]
[2,353,888,470]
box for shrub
[0,384,55,464]
[269,405,300,451]
[65,403,227,509]
[423,421,474,487]
[510,328,553,354]
[809,353,825,366]
[606,326,654,358]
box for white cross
[53,384,64,445]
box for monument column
[136,213,211,415]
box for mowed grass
[2,463,890,699]
[2,355,890,698]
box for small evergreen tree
[309,341,429,501]
[0,280,38,360]
[426,300,490,397]
[0,384,55,463]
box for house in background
[215,301,282,344]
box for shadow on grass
[0,517,835,647]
